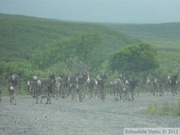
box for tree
[109,42,159,74]
[31,31,101,70]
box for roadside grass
[148,96,180,116]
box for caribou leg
[0,89,1,102]
[79,92,83,102]
[18,84,22,95]
[35,82,40,104]
[10,92,12,105]
[46,90,51,104]
[99,88,105,101]
[13,92,16,105]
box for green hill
[107,23,180,72]
[106,23,180,40]
[0,14,139,61]
[0,14,140,78]
[1,13,180,94]
[106,23,180,52]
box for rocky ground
[0,92,180,135]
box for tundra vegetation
[0,14,180,116]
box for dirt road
[0,93,180,135]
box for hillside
[107,23,180,39]
[0,14,139,62]
[107,23,180,51]
[107,23,180,72]
[0,13,141,79]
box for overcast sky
[0,0,180,24]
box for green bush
[148,97,180,116]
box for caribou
[168,74,178,96]
[8,81,16,105]
[61,74,70,98]
[111,75,140,101]
[54,76,62,99]
[86,74,96,99]
[0,79,2,102]
[8,73,22,95]
[68,75,79,100]
[96,73,107,101]
[110,77,124,101]
[122,77,132,101]
[146,76,164,96]
[33,73,56,104]
[75,73,88,102]
[128,79,139,100]
[27,80,37,98]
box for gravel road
[0,92,180,135]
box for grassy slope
[2,13,180,76]
[0,14,139,63]
[0,14,141,94]
[107,23,180,72]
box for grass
[148,97,180,116]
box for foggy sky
[0,0,180,24]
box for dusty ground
[0,92,180,135]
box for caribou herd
[0,72,179,105]
[27,72,107,104]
